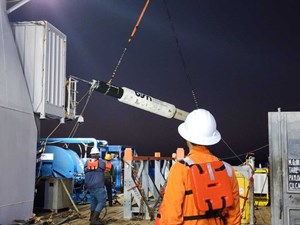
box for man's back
[158,146,241,225]
[84,158,106,189]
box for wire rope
[162,1,257,164]
[221,144,269,161]
[162,0,199,109]
[107,0,150,85]
[68,82,97,138]
[221,138,243,163]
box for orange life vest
[105,161,112,173]
[87,158,98,170]
[156,158,234,224]
[182,157,234,212]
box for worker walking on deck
[156,109,241,225]
[104,153,115,206]
[84,147,107,225]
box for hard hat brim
[178,123,221,146]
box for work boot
[89,211,94,221]
[90,211,104,225]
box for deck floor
[254,206,271,225]
[32,202,271,225]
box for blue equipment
[40,145,84,178]
[38,138,103,203]
[37,138,136,204]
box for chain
[107,0,150,85]
[107,47,127,85]
[163,0,200,109]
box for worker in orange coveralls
[156,109,241,225]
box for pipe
[92,80,189,121]
[39,138,107,150]
[7,0,31,14]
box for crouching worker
[156,109,241,225]
[85,147,107,225]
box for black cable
[162,0,200,109]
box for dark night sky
[8,0,300,166]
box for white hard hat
[178,109,221,145]
[90,147,100,154]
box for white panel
[12,21,67,120]
[254,173,268,194]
